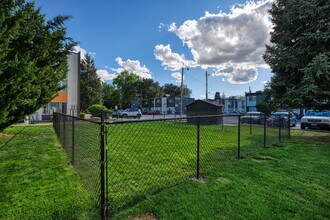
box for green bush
[87,104,112,118]
[79,112,86,119]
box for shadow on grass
[0,126,25,150]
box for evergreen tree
[0,0,75,130]
[263,0,330,110]
[80,54,101,111]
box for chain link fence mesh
[53,112,290,218]
[53,113,101,217]
[106,118,197,213]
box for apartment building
[31,52,80,121]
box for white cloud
[158,23,165,32]
[222,78,226,82]
[155,0,274,84]
[73,45,96,60]
[112,57,152,79]
[154,44,194,71]
[73,45,87,60]
[171,72,184,83]
[96,69,117,82]
[213,65,258,84]
[260,80,268,84]
[89,52,96,58]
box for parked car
[146,110,160,115]
[120,108,142,119]
[112,109,124,118]
[301,110,330,130]
[228,111,241,115]
[241,112,264,124]
[267,112,297,127]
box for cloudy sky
[37,0,274,99]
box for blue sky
[36,0,274,99]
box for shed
[186,100,223,124]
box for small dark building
[186,100,223,124]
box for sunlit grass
[0,125,95,219]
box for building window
[249,96,256,102]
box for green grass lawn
[104,120,298,217]
[1,123,328,219]
[111,128,329,219]
[0,125,96,219]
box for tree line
[0,0,328,130]
[80,54,192,111]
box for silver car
[300,110,330,130]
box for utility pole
[206,71,209,100]
[180,67,184,118]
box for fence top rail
[53,112,101,125]
[105,114,240,125]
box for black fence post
[263,114,266,148]
[238,115,241,160]
[250,113,252,134]
[100,111,106,220]
[288,112,291,139]
[196,117,200,179]
[71,117,75,165]
[63,115,66,148]
[279,117,282,142]
[105,125,109,218]
[221,115,224,131]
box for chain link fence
[53,112,291,219]
[53,113,102,218]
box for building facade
[131,97,195,114]
[31,52,80,121]
[245,90,263,112]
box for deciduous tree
[162,83,192,98]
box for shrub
[79,112,86,119]
[87,104,112,118]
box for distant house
[186,99,223,124]
[245,90,263,112]
[31,52,80,121]
[213,96,245,113]
[133,97,195,114]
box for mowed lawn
[106,120,288,213]
[111,127,329,219]
[0,125,95,219]
[0,123,329,219]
